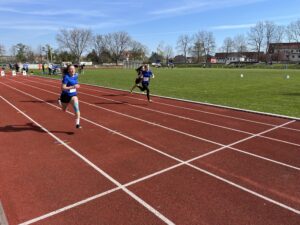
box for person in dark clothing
[137,64,155,102]
[130,65,144,93]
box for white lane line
[16,120,300,225]
[20,188,120,225]
[13,79,300,169]
[229,147,300,171]
[29,76,300,130]
[1,83,299,218]
[16,78,300,147]
[23,78,300,144]
[0,200,9,225]
[256,135,300,148]
[184,120,297,164]
[21,78,255,136]
[28,76,300,134]
[0,96,175,225]
[11,80,240,146]
[186,163,300,215]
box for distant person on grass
[79,64,85,75]
[130,65,144,93]
[137,64,155,102]
[42,63,45,74]
[58,65,82,129]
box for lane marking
[15,119,300,225]
[22,78,256,135]
[0,96,175,225]
[30,75,300,126]
[0,201,9,225]
[1,84,299,221]
[229,147,300,171]
[10,80,300,170]
[24,78,300,143]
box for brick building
[268,43,300,63]
[215,52,264,64]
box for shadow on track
[0,123,74,135]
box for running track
[0,74,299,225]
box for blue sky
[0,0,299,54]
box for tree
[191,38,204,63]
[26,46,35,63]
[274,25,285,43]
[12,43,28,62]
[286,19,300,42]
[156,41,166,62]
[93,34,108,63]
[176,34,191,64]
[105,31,131,65]
[45,44,54,62]
[193,31,215,63]
[234,34,248,54]
[0,44,5,56]
[148,52,164,63]
[221,37,234,63]
[55,50,76,62]
[164,45,174,64]
[56,28,93,63]
[86,50,99,64]
[248,21,265,61]
[37,45,44,63]
[130,40,148,61]
[264,21,279,53]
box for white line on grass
[1,83,299,219]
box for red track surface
[0,75,299,225]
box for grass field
[36,68,300,118]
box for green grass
[35,68,300,118]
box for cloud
[149,0,267,17]
[149,2,208,16]
[212,23,256,30]
[0,7,106,17]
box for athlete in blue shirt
[138,64,155,102]
[58,65,81,128]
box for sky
[0,0,299,55]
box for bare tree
[156,41,166,61]
[45,44,54,62]
[56,28,93,63]
[191,34,204,63]
[130,40,148,61]
[93,34,109,63]
[234,34,248,54]
[286,19,300,42]
[26,46,35,63]
[193,31,215,63]
[274,25,286,43]
[264,21,277,53]
[164,45,174,64]
[0,44,5,56]
[105,31,132,65]
[248,21,265,61]
[36,45,44,63]
[176,34,191,64]
[221,37,234,63]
